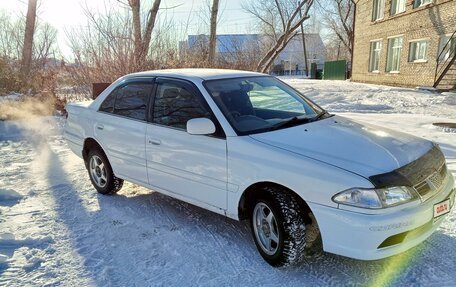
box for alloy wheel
[89,155,107,188]
[253,202,280,255]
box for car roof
[126,68,267,81]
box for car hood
[250,115,433,178]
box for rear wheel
[249,187,321,266]
[87,148,123,195]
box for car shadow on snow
[41,141,456,286]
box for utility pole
[298,1,309,77]
[337,42,341,60]
[350,0,358,80]
[289,56,292,75]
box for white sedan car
[64,69,455,266]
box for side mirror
[186,118,216,135]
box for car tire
[249,186,321,266]
[86,148,123,195]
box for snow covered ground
[0,79,455,287]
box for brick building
[352,0,456,90]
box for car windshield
[204,76,325,135]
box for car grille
[413,164,447,200]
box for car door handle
[96,124,104,130]
[148,139,161,145]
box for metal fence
[323,60,347,80]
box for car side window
[152,81,211,130]
[99,90,116,113]
[112,83,152,121]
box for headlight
[332,186,417,209]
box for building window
[413,0,432,8]
[438,35,456,62]
[372,0,385,21]
[386,36,403,72]
[409,40,428,62]
[369,41,382,72]
[391,0,406,15]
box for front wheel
[250,187,321,266]
[87,148,123,195]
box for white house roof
[127,68,266,81]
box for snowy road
[1,79,455,286]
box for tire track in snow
[177,201,242,276]
[2,114,456,286]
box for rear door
[95,78,154,184]
[145,77,227,209]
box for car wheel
[87,148,123,195]
[250,187,321,266]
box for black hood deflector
[369,145,445,188]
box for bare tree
[218,36,263,71]
[66,6,137,87]
[127,0,161,68]
[65,1,187,92]
[21,0,38,76]
[34,23,57,66]
[317,0,355,62]
[0,12,24,60]
[0,10,57,64]
[0,6,59,95]
[208,0,219,65]
[244,0,314,73]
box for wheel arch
[237,181,313,224]
[82,138,106,168]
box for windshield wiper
[267,111,333,132]
[310,110,332,122]
[268,116,312,131]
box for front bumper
[309,174,455,260]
